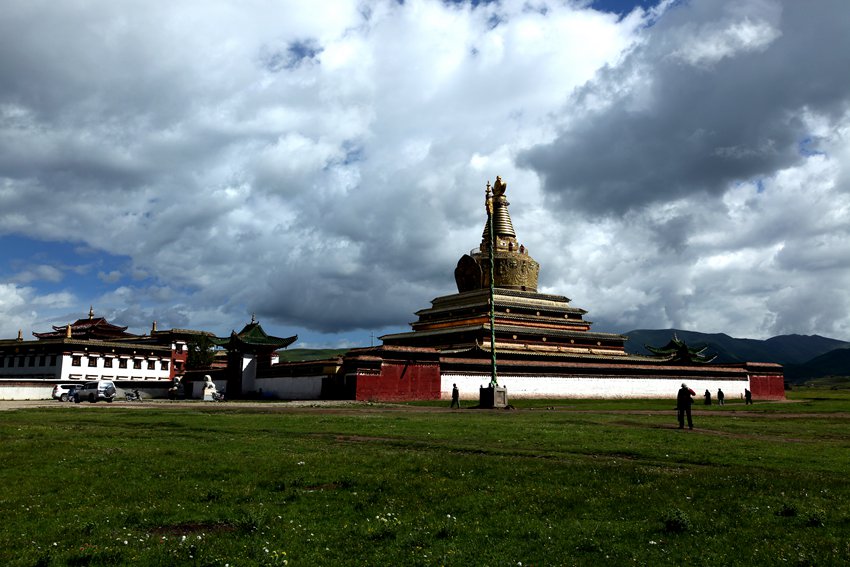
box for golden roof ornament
[454,176,539,293]
[17,329,23,341]
[88,305,94,319]
[66,324,72,338]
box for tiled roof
[212,321,297,350]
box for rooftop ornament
[646,334,717,364]
[454,175,539,294]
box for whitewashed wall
[0,383,55,400]
[442,373,749,400]
[241,355,257,393]
[254,376,324,400]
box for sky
[1,0,849,347]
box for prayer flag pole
[486,182,498,388]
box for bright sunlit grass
[1,391,848,565]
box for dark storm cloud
[521,0,850,216]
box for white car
[73,380,117,403]
[51,383,81,402]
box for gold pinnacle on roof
[88,306,94,319]
[66,324,72,338]
[482,176,516,241]
[454,176,540,293]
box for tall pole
[486,183,498,387]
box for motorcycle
[211,391,226,402]
[125,389,143,402]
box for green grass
[1,392,849,566]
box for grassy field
[1,390,848,566]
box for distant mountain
[624,329,850,367]
[783,348,850,383]
[276,348,350,362]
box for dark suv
[74,380,117,403]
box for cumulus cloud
[0,0,848,343]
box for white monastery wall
[255,376,324,400]
[442,373,750,400]
[241,355,257,393]
[0,383,55,400]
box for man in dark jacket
[677,383,695,429]
[451,384,460,408]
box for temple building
[381,176,632,359]
[0,308,188,399]
[266,177,784,402]
[0,178,785,402]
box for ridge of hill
[276,348,350,362]
[783,347,850,383]
[624,329,850,382]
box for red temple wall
[749,373,785,400]
[355,361,441,401]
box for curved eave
[214,334,298,351]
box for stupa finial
[481,175,516,241]
[455,177,539,293]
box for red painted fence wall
[749,373,785,400]
[355,361,441,401]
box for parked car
[74,380,117,403]
[51,383,81,402]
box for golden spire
[17,329,23,341]
[482,175,516,241]
[151,320,158,333]
[66,324,72,338]
[456,176,540,293]
[88,306,94,319]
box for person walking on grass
[677,383,695,429]
[704,389,712,405]
[717,388,725,406]
[745,388,753,405]
[451,383,460,409]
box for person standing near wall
[677,383,695,429]
[717,388,725,406]
[451,383,460,408]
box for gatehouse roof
[211,317,297,353]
